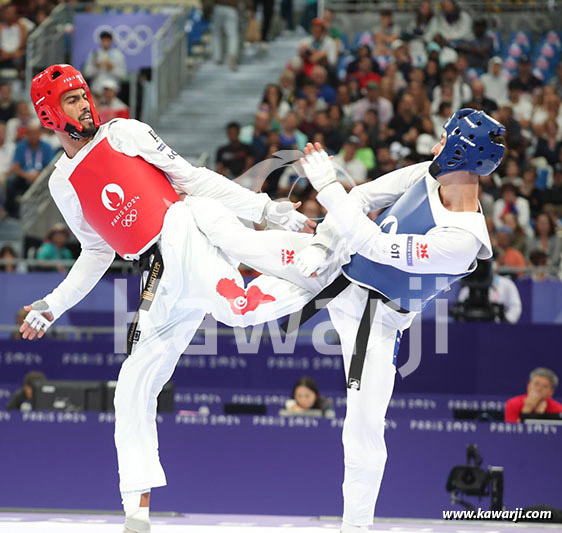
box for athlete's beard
[78,123,98,138]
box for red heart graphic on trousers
[216,278,276,315]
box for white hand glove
[295,244,329,278]
[23,300,54,336]
[265,200,308,231]
[301,149,337,192]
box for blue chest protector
[342,178,475,312]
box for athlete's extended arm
[302,144,480,275]
[20,175,115,340]
[108,120,311,231]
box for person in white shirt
[424,0,473,44]
[297,18,338,68]
[21,64,316,533]
[458,272,522,323]
[481,57,509,105]
[83,31,127,96]
[0,122,15,185]
[493,183,531,232]
[332,135,368,189]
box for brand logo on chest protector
[101,184,125,211]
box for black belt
[281,274,408,391]
[127,244,164,355]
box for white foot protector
[123,516,151,533]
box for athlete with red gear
[20,64,332,533]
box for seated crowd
[214,2,562,278]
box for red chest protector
[68,138,180,259]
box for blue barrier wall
[0,412,560,518]
[1,322,561,397]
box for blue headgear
[430,108,506,178]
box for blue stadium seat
[352,31,374,50]
[508,30,533,54]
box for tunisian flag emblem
[216,278,276,315]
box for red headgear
[30,64,101,138]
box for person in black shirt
[455,18,494,71]
[509,55,543,95]
[0,82,15,123]
[542,164,562,207]
[6,371,46,410]
[215,121,255,179]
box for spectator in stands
[0,244,17,272]
[416,115,440,157]
[372,9,399,57]
[350,121,375,171]
[310,65,336,105]
[5,121,54,218]
[550,63,562,99]
[294,97,315,137]
[6,371,46,410]
[240,109,272,161]
[455,18,493,71]
[261,83,290,122]
[506,82,532,129]
[284,376,334,417]
[391,40,413,82]
[332,135,367,189]
[462,79,498,115]
[532,90,562,137]
[213,0,242,70]
[0,4,27,71]
[406,0,434,41]
[458,267,522,324]
[481,57,509,105]
[503,212,527,255]
[253,0,273,47]
[495,105,524,158]
[534,119,562,167]
[408,79,431,116]
[371,144,396,179]
[431,101,452,136]
[509,55,543,96]
[6,100,33,144]
[424,0,473,44]
[346,44,377,77]
[328,103,349,140]
[541,163,562,209]
[424,57,441,98]
[347,77,363,102]
[518,164,543,219]
[526,212,562,269]
[352,80,393,126]
[279,70,297,110]
[494,226,527,275]
[279,111,307,151]
[312,110,342,153]
[97,79,129,124]
[347,56,381,91]
[0,122,15,187]
[500,158,523,187]
[216,121,255,179]
[36,223,73,273]
[505,368,562,423]
[336,83,354,122]
[0,82,15,122]
[494,183,530,231]
[363,108,380,147]
[298,18,338,72]
[83,30,127,95]
[431,63,471,113]
[478,183,495,218]
[300,77,328,113]
[388,93,421,149]
[528,250,553,281]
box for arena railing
[25,3,195,124]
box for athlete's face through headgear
[430,108,506,178]
[31,64,100,140]
[60,88,97,137]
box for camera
[446,443,504,512]
[450,260,505,322]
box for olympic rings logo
[121,209,138,228]
[93,24,154,56]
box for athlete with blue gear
[292,108,506,532]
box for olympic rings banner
[72,13,170,72]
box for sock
[130,507,150,522]
[122,489,150,518]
